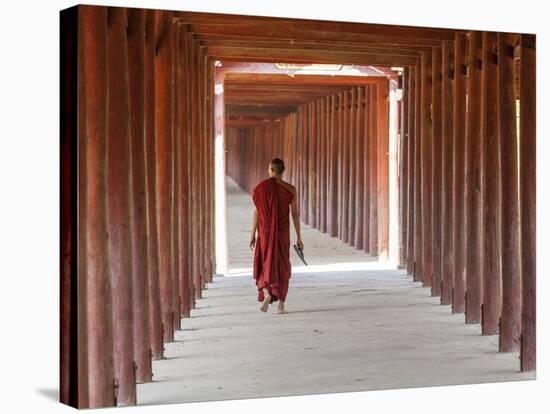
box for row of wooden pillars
[226,81,393,258]
[60,5,216,408]
[397,32,536,371]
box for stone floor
[136,176,534,406]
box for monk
[249,158,303,314]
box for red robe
[252,176,294,303]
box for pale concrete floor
[137,176,534,406]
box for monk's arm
[249,208,259,250]
[290,190,303,248]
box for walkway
[137,176,533,406]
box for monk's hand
[297,238,304,250]
[249,234,256,251]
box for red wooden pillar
[498,33,521,352]
[337,93,344,239]
[480,31,501,334]
[406,66,416,275]
[465,31,483,323]
[413,66,422,281]
[452,32,467,314]
[190,38,201,302]
[329,95,338,237]
[177,23,191,318]
[441,41,454,305]
[154,9,175,342]
[369,85,379,255]
[362,86,371,253]
[308,101,316,227]
[431,47,443,296]
[320,98,327,233]
[519,33,536,371]
[349,88,357,246]
[126,8,152,383]
[60,6,77,406]
[315,100,321,229]
[377,81,390,260]
[106,7,136,406]
[143,9,164,359]
[420,51,433,286]
[399,69,409,266]
[79,6,115,408]
[355,86,365,250]
[342,91,350,243]
[170,22,181,331]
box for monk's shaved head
[270,158,285,175]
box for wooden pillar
[498,32,521,352]
[413,66,422,281]
[441,41,454,305]
[106,7,136,406]
[177,23,191,318]
[190,36,201,302]
[338,93,344,239]
[363,86,371,253]
[78,6,116,408]
[126,8,152,383]
[342,91,350,243]
[60,6,78,407]
[406,66,416,275]
[308,101,316,227]
[519,34,536,371]
[465,31,483,323]
[329,95,338,237]
[377,81,390,260]
[171,23,182,330]
[420,51,433,286]
[315,100,321,229]
[320,98,327,233]
[431,48,443,296]
[452,32,467,313]
[143,8,164,359]
[154,9,175,342]
[355,86,365,249]
[369,85,379,255]
[349,88,357,245]
[388,78,400,264]
[481,31,501,334]
[399,69,409,267]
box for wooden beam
[177,12,458,41]
[206,45,420,67]
[187,22,448,46]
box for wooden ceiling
[173,10,463,126]
[224,73,389,126]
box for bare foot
[277,302,287,314]
[260,292,271,312]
